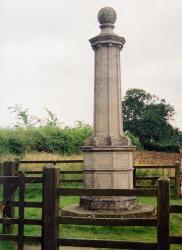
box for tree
[8,105,62,128]
[122,88,178,149]
[8,104,40,128]
[43,108,61,127]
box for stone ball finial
[98,7,117,25]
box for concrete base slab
[61,203,155,218]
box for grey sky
[0,0,182,129]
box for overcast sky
[0,0,182,129]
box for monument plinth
[80,7,136,211]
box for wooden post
[42,166,60,250]
[18,172,25,250]
[14,157,20,172]
[3,161,18,234]
[0,162,3,176]
[133,167,136,188]
[175,162,181,198]
[157,176,170,250]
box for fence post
[0,162,3,176]
[133,167,136,188]
[157,176,170,250]
[18,172,25,250]
[42,166,60,250]
[14,157,20,172]
[3,161,18,234]
[175,162,181,198]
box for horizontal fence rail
[0,176,43,184]
[12,160,180,197]
[0,235,42,243]
[57,187,157,196]
[170,236,182,244]
[59,216,157,226]
[58,238,158,250]
[24,170,83,174]
[16,160,180,196]
[136,176,175,180]
[0,218,42,225]
[0,161,181,250]
[19,159,83,164]
[170,205,182,213]
[134,165,177,169]
[6,201,43,208]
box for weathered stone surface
[98,7,117,25]
[81,7,135,211]
[88,40,129,147]
[80,196,136,211]
[81,147,135,210]
[62,204,155,218]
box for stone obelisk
[81,7,135,210]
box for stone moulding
[89,34,126,49]
[81,146,135,152]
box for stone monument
[80,7,136,210]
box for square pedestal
[80,146,136,211]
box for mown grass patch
[0,240,15,250]
[0,155,182,250]
[1,180,181,250]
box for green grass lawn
[0,174,182,250]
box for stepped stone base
[80,196,136,211]
[61,204,155,218]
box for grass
[1,182,182,250]
[0,152,182,249]
[0,241,15,250]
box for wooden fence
[0,164,182,249]
[133,164,181,197]
[17,159,181,197]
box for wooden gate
[0,163,182,249]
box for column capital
[90,6,125,50]
[89,34,126,50]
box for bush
[144,142,180,153]
[125,132,143,150]
[0,129,9,154]
[0,124,92,156]
[0,129,26,155]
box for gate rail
[0,163,181,249]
